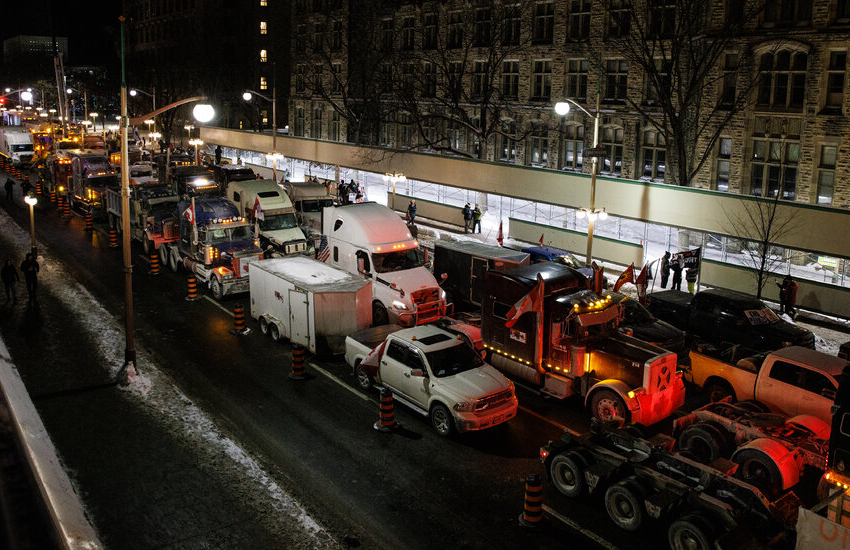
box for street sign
[584,147,607,158]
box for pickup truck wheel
[590,390,630,424]
[668,513,714,550]
[704,380,735,403]
[269,323,281,342]
[430,403,455,437]
[604,477,644,531]
[259,317,269,336]
[210,277,224,301]
[372,302,389,326]
[550,453,587,497]
[353,360,374,391]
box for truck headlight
[441,289,446,300]
[453,402,475,412]
[392,300,408,310]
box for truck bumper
[454,399,518,433]
[222,277,251,296]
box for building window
[261,110,268,125]
[503,3,521,46]
[566,60,588,102]
[296,25,307,52]
[260,49,267,63]
[763,0,812,26]
[529,129,549,168]
[295,107,305,136]
[380,63,392,94]
[601,125,624,176]
[402,17,415,50]
[502,61,519,99]
[331,21,342,51]
[646,58,670,103]
[260,76,268,90]
[605,59,628,102]
[401,63,416,94]
[560,123,584,171]
[312,107,323,138]
[531,60,552,100]
[750,137,799,200]
[716,138,732,192]
[720,52,738,106]
[260,21,267,35]
[448,11,463,48]
[473,61,488,98]
[449,62,463,97]
[568,0,591,41]
[475,8,492,46]
[533,1,554,44]
[649,0,675,37]
[260,0,267,6]
[447,121,463,152]
[424,13,438,49]
[381,19,393,51]
[312,0,322,12]
[838,0,850,22]
[498,121,517,163]
[295,65,306,93]
[313,23,323,50]
[380,123,391,146]
[817,145,837,204]
[312,64,324,91]
[757,50,807,109]
[424,62,437,97]
[331,63,342,93]
[608,1,630,37]
[826,51,847,109]
[399,113,414,149]
[642,129,667,181]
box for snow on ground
[0,210,336,547]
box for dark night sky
[2,0,122,67]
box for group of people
[1,254,39,303]
[338,179,363,205]
[462,203,482,233]
[659,251,698,294]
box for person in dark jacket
[777,274,799,317]
[659,251,671,288]
[1,258,18,303]
[670,258,683,291]
[407,200,417,223]
[19,253,39,300]
[4,179,13,203]
[472,204,482,233]
[214,145,222,165]
[462,203,472,233]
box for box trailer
[433,240,530,307]
[249,256,372,355]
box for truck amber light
[584,353,591,372]
[540,448,549,459]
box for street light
[188,138,204,165]
[129,87,156,112]
[266,152,284,182]
[242,81,277,154]
[383,172,407,212]
[554,94,603,267]
[24,194,38,259]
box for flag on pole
[316,235,330,262]
[360,339,387,372]
[496,221,504,247]
[636,261,655,287]
[539,233,544,245]
[185,200,196,225]
[505,274,544,328]
[253,197,264,220]
[613,263,635,292]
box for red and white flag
[253,197,264,221]
[539,233,544,245]
[360,339,387,372]
[636,260,655,287]
[505,274,544,328]
[185,201,196,225]
[613,264,635,292]
[496,221,504,247]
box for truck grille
[413,288,440,305]
[412,288,444,324]
[474,388,513,414]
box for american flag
[316,235,330,262]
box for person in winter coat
[686,266,698,294]
[670,258,683,291]
[214,145,222,165]
[659,251,671,289]
[462,203,472,233]
[406,200,417,223]
[1,258,18,303]
[4,179,13,203]
[777,274,799,317]
[472,204,482,233]
[19,253,39,300]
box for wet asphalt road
[0,169,672,550]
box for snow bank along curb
[0,337,103,550]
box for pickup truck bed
[348,324,403,352]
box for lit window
[260,0,267,5]
[716,138,732,192]
[260,49,267,63]
[260,76,268,90]
[641,129,667,182]
[749,136,799,200]
[260,21,267,35]
[560,123,584,172]
[817,145,837,204]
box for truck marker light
[540,448,549,459]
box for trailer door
[470,257,488,305]
[289,289,310,349]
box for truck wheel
[704,379,735,403]
[353,360,374,391]
[372,302,389,326]
[590,390,630,424]
[733,448,782,495]
[678,422,730,463]
[168,250,179,272]
[269,323,281,342]
[604,477,644,531]
[259,317,269,336]
[549,453,587,497]
[430,403,455,437]
[668,513,714,550]
[210,277,224,301]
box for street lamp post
[383,172,406,212]
[243,68,278,167]
[554,91,604,267]
[188,138,204,165]
[24,194,38,259]
[129,87,156,112]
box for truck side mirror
[357,257,366,273]
[441,273,448,280]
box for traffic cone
[62,198,71,221]
[373,388,398,431]
[518,474,544,527]
[49,189,56,205]
[149,251,161,275]
[230,303,249,335]
[185,275,199,301]
[84,211,93,231]
[108,226,119,248]
[36,179,42,195]
[289,344,307,379]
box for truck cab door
[758,360,803,416]
[799,367,838,421]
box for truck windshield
[299,199,334,212]
[259,213,298,231]
[551,254,582,269]
[208,225,252,243]
[89,175,120,189]
[12,144,33,152]
[622,300,655,324]
[425,343,484,378]
[373,249,423,272]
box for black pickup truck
[645,288,814,352]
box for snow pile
[259,256,353,286]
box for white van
[0,128,35,166]
[321,202,449,326]
[227,179,310,256]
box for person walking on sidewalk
[407,200,417,223]
[19,253,39,301]
[4,178,13,203]
[1,258,18,303]
[472,204,482,233]
[659,251,671,289]
[462,203,472,233]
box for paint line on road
[543,505,619,550]
[203,295,235,316]
[308,363,372,402]
[518,405,579,436]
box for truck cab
[1,128,35,166]
[210,163,256,188]
[69,151,120,218]
[322,202,448,327]
[226,179,309,256]
[283,180,336,249]
[172,165,217,198]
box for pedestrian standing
[4,178,13,203]
[670,258,683,291]
[777,274,798,318]
[472,204,482,233]
[686,266,698,294]
[407,200,417,223]
[215,145,222,165]
[462,203,472,233]
[1,259,18,303]
[659,251,671,289]
[19,253,39,301]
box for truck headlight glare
[453,402,475,412]
[392,300,408,310]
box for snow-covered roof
[254,256,369,293]
[330,203,412,246]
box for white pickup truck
[345,324,518,436]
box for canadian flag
[505,274,544,328]
[253,197,264,220]
[496,221,504,247]
[360,339,387,373]
[185,201,196,225]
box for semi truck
[0,127,35,166]
[321,202,449,327]
[104,176,179,255]
[482,262,685,425]
[226,179,310,257]
[433,240,529,308]
[172,165,217,198]
[160,197,264,299]
[68,151,120,218]
[283,179,336,249]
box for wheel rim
[743,459,770,484]
[553,461,578,491]
[432,407,451,434]
[612,493,635,520]
[708,386,730,402]
[212,280,222,299]
[259,318,269,335]
[355,367,370,388]
[672,526,705,550]
[270,325,279,341]
[597,397,623,421]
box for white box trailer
[249,256,372,355]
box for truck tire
[549,453,587,497]
[259,317,269,336]
[372,302,389,326]
[733,448,782,495]
[210,277,224,301]
[269,323,281,342]
[353,360,374,391]
[678,422,730,463]
[590,390,630,424]
[704,379,736,403]
[168,249,179,272]
[604,477,645,531]
[668,512,714,550]
[430,403,455,437]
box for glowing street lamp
[383,172,407,211]
[188,138,204,165]
[24,194,38,259]
[266,152,284,182]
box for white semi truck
[226,179,310,257]
[0,127,35,166]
